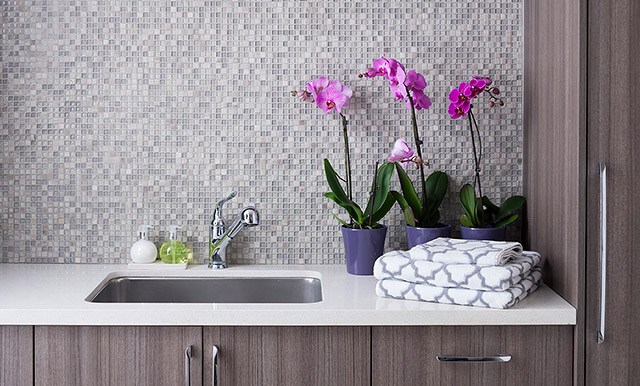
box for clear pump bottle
[160,225,188,264]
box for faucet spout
[208,206,259,269]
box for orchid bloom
[315,80,352,114]
[472,74,492,86]
[404,70,426,92]
[449,82,471,105]
[306,77,329,102]
[448,101,470,119]
[388,139,415,168]
[466,79,486,99]
[408,89,432,110]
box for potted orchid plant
[361,57,450,248]
[447,75,525,241]
[292,77,396,275]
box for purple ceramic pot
[341,225,387,275]
[460,225,506,241]
[406,223,452,248]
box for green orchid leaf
[495,195,526,222]
[425,171,449,214]
[482,195,500,214]
[331,212,350,227]
[395,163,422,218]
[460,184,478,225]
[390,190,416,227]
[460,213,474,227]
[323,159,349,203]
[323,192,364,224]
[364,162,395,216]
[371,194,396,224]
[494,213,519,228]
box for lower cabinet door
[203,326,370,386]
[372,326,573,386]
[0,326,33,386]
[35,326,202,386]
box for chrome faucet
[208,192,259,269]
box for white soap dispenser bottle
[130,225,158,264]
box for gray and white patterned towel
[409,237,523,266]
[374,250,542,291]
[376,267,543,309]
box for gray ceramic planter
[406,223,452,248]
[460,225,506,241]
[341,225,387,275]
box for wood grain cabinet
[372,326,573,386]
[525,1,640,385]
[0,326,33,386]
[34,326,202,386]
[203,326,370,386]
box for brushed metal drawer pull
[212,345,219,386]
[184,345,192,386]
[598,162,607,344]
[436,355,511,362]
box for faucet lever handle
[211,192,237,223]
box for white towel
[376,267,543,309]
[409,237,523,266]
[374,250,541,291]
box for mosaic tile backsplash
[1,0,523,264]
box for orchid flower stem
[467,107,485,228]
[405,86,430,226]
[340,113,354,226]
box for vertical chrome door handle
[212,345,219,386]
[184,345,192,386]
[598,162,607,344]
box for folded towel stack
[373,237,543,309]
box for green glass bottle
[160,225,188,264]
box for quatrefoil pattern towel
[376,267,543,309]
[409,237,524,266]
[374,250,542,291]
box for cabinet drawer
[372,326,572,386]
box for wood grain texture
[585,0,640,385]
[203,326,370,386]
[523,0,586,311]
[372,326,573,386]
[523,2,586,384]
[0,326,33,386]
[35,326,202,386]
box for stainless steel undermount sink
[86,275,323,304]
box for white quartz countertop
[0,264,576,326]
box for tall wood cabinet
[524,1,640,385]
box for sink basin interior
[86,276,323,304]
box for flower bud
[414,162,420,170]
[296,90,310,102]
[492,87,500,95]
[489,100,495,107]
[499,100,504,106]
[413,156,422,164]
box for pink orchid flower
[388,139,415,168]
[390,84,408,101]
[408,89,432,110]
[472,74,492,86]
[448,101,470,119]
[404,70,427,92]
[465,79,486,99]
[449,82,471,105]
[307,77,329,102]
[315,81,352,114]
